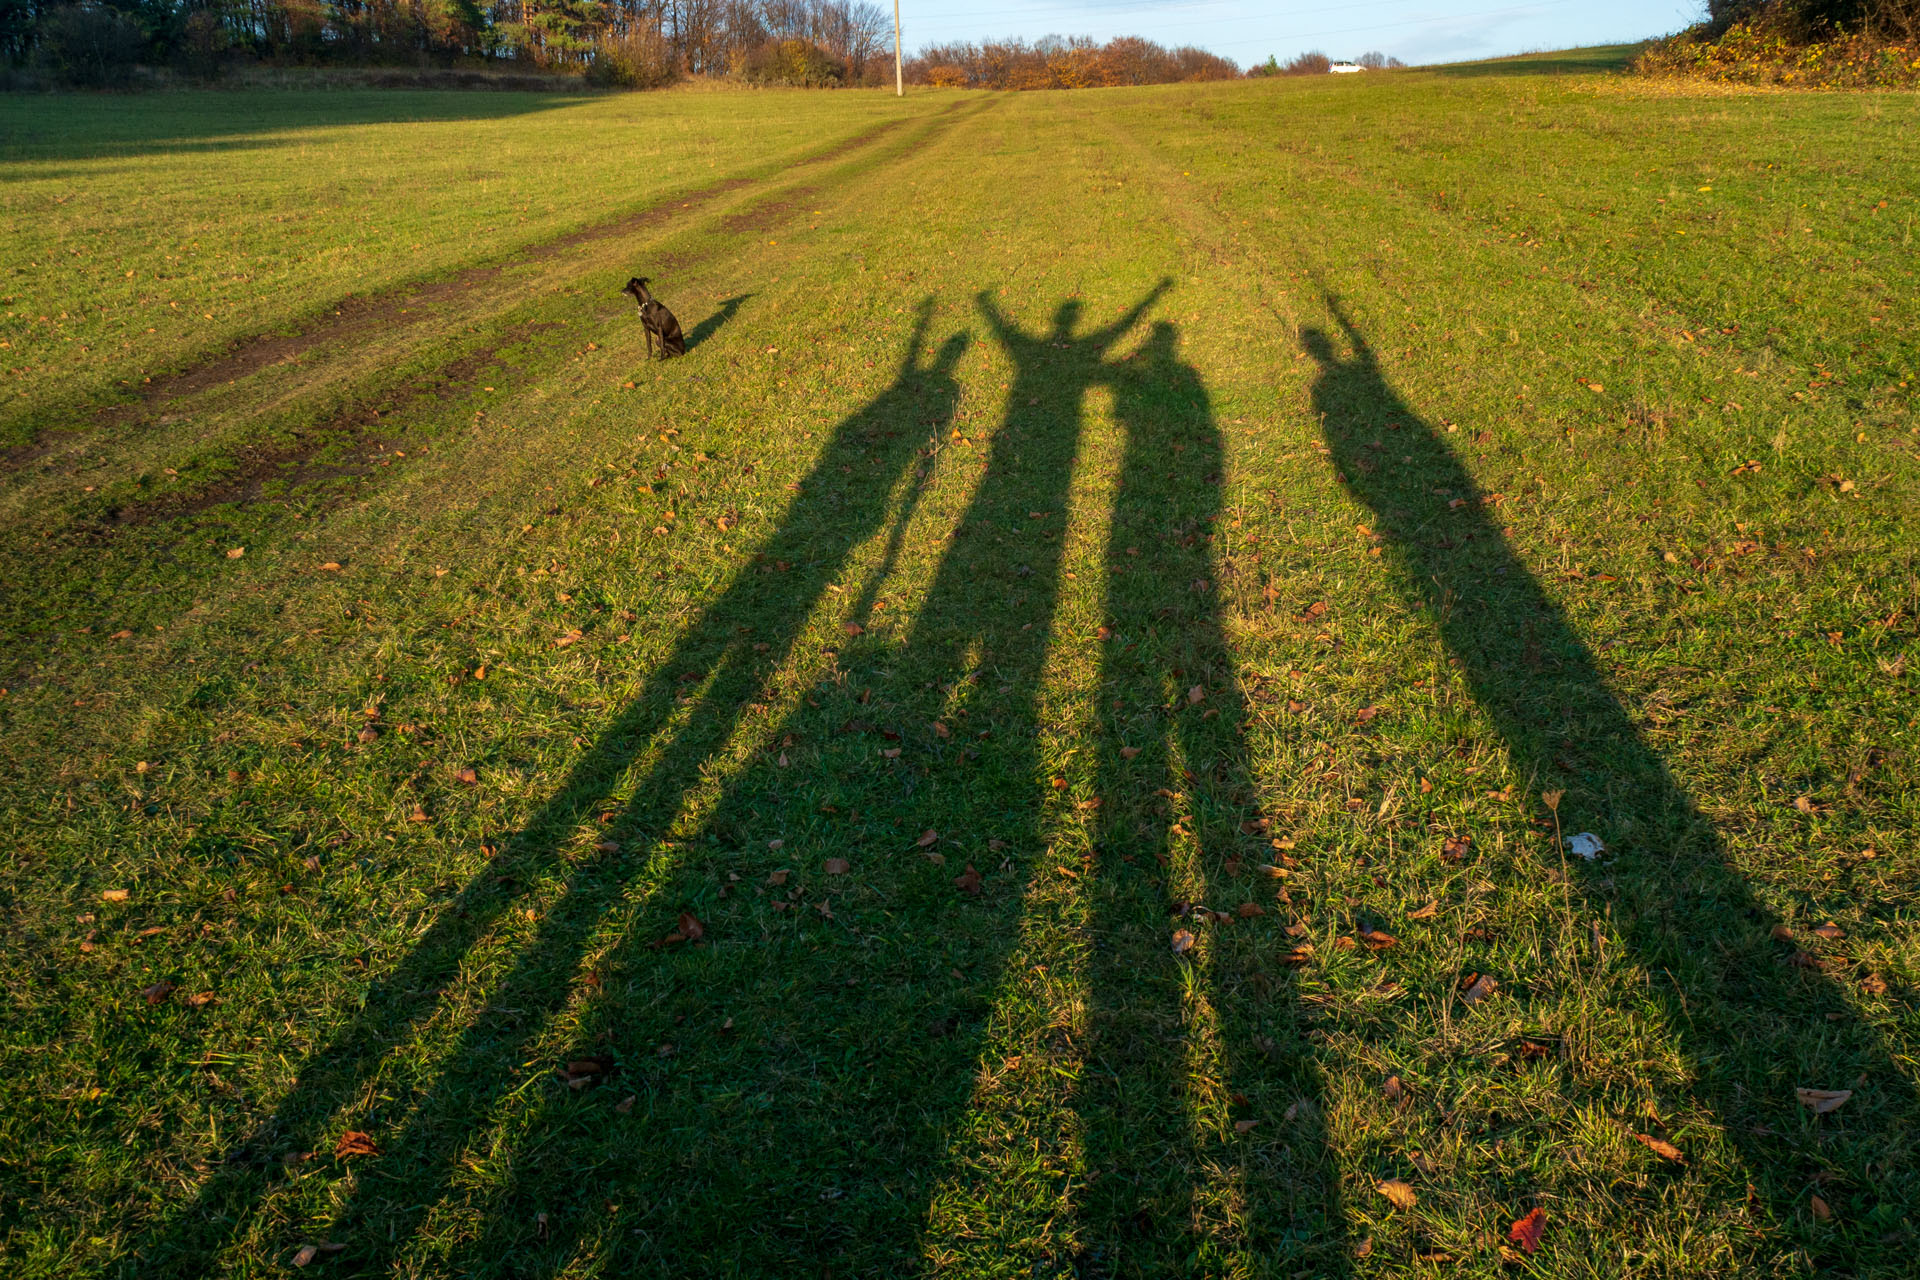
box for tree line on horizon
[0,0,1422,90]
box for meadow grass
[0,60,1915,1278]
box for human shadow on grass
[135,302,970,1275]
[1057,319,1347,1276]
[414,285,1176,1277]
[1303,295,1913,1257]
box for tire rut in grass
[0,111,943,480]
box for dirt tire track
[0,108,949,479]
[65,99,998,534]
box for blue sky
[898,0,1707,67]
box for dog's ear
[635,277,651,290]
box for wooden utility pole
[893,0,903,95]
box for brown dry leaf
[183,991,218,1009]
[843,622,864,636]
[1120,745,1141,759]
[293,1244,319,1268]
[1407,900,1439,920]
[1354,705,1381,724]
[1187,685,1205,705]
[318,561,343,573]
[1235,902,1265,919]
[1440,834,1472,862]
[1376,1179,1417,1210]
[100,888,130,903]
[226,547,245,559]
[1810,1193,1833,1222]
[1280,945,1313,966]
[454,766,478,785]
[767,869,789,886]
[141,980,177,1005]
[1359,928,1397,951]
[1461,972,1498,1004]
[1233,1118,1258,1134]
[1169,928,1198,955]
[1353,1237,1374,1259]
[823,858,851,875]
[1860,972,1889,996]
[1383,1075,1406,1106]
[917,829,939,847]
[932,722,950,739]
[677,911,705,943]
[954,864,983,895]
[1508,1207,1546,1254]
[1795,1088,1852,1115]
[409,805,429,823]
[1770,924,1794,942]
[1811,922,1845,940]
[334,1130,380,1159]
[614,1095,636,1114]
[881,748,902,760]
[1633,1133,1684,1162]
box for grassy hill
[1,61,1916,1278]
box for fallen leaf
[184,991,218,1009]
[1359,927,1397,951]
[1810,1193,1832,1221]
[767,869,789,886]
[1233,1118,1258,1133]
[454,766,478,785]
[1279,945,1313,966]
[917,829,939,847]
[1508,1207,1546,1254]
[954,864,983,895]
[824,858,851,875]
[1770,924,1794,942]
[293,1244,319,1267]
[1354,705,1381,723]
[1461,972,1498,1005]
[318,561,342,572]
[1171,929,1196,954]
[843,622,863,637]
[1440,834,1472,862]
[1407,900,1439,920]
[141,980,176,1005]
[1795,1088,1851,1115]
[932,722,950,738]
[1811,922,1845,940]
[100,888,130,903]
[334,1130,380,1159]
[1383,1075,1406,1106]
[677,911,705,943]
[1187,685,1205,705]
[1353,1237,1374,1259]
[226,547,245,559]
[615,1094,636,1114]
[1377,1179,1417,1210]
[1633,1133,1684,1162]
[1120,745,1141,759]
[1235,902,1265,919]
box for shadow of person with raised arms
[137,303,970,1276]
[1303,293,1912,1246]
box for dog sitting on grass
[622,276,686,359]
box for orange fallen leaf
[140,980,176,1005]
[1633,1133,1684,1162]
[1460,972,1498,1004]
[843,622,863,636]
[100,888,130,903]
[1171,929,1196,954]
[1407,900,1439,920]
[334,1130,380,1159]
[1235,902,1265,919]
[1377,1179,1417,1210]
[1810,1193,1832,1221]
[1508,1207,1545,1254]
[1358,927,1397,951]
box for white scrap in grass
[1567,832,1606,860]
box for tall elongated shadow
[398,285,1169,1275]
[1071,322,1344,1274]
[1304,296,1912,1232]
[137,304,970,1276]
[683,293,751,352]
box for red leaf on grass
[334,1130,380,1159]
[1508,1207,1545,1254]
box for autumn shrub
[740,36,845,86]
[925,63,968,87]
[1636,13,1920,86]
[586,26,678,89]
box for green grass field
[1,60,1916,1278]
